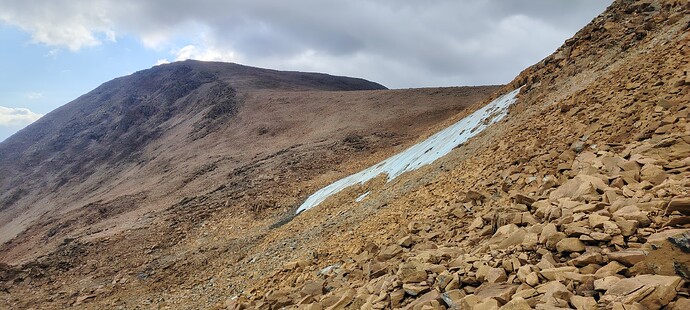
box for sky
[0,0,612,142]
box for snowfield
[296,88,521,214]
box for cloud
[24,92,44,100]
[0,106,43,127]
[0,0,612,87]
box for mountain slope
[221,0,690,309]
[0,60,501,308]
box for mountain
[4,0,690,309]
[229,1,690,309]
[0,60,501,308]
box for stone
[440,289,466,308]
[669,298,690,310]
[607,249,647,267]
[546,232,567,250]
[473,298,499,310]
[474,283,518,304]
[539,223,558,244]
[399,235,415,247]
[469,217,484,230]
[521,232,539,250]
[537,281,572,306]
[640,164,668,185]
[377,245,403,261]
[389,289,405,308]
[486,267,508,283]
[595,261,627,279]
[407,290,442,310]
[616,219,639,237]
[459,295,481,310]
[556,238,586,253]
[630,229,690,278]
[540,267,578,281]
[570,295,598,310]
[398,264,428,283]
[666,197,690,215]
[589,214,611,228]
[594,276,622,291]
[403,283,430,296]
[603,275,683,310]
[590,232,612,241]
[526,272,540,287]
[571,252,604,267]
[499,297,531,310]
[613,206,650,227]
[300,280,325,297]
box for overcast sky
[0,0,612,141]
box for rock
[440,289,466,308]
[589,214,611,228]
[539,223,558,244]
[403,283,430,296]
[499,297,531,310]
[407,290,442,310]
[540,267,578,281]
[376,245,403,261]
[459,295,481,310]
[615,219,639,236]
[630,229,690,278]
[570,295,598,310]
[486,267,508,283]
[640,164,668,185]
[469,217,484,230]
[613,206,650,227]
[571,252,604,267]
[590,231,613,241]
[537,281,572,306]
[521,232,539,250]
[607,249,647,267]
[474,283,518,304]
[594,276,622,291]
[512,193,536,207]
[669,298,690,310]
[595,261,627,278]
[398,264,428,283]
[399,235,415,247]
[602,275,683,310]
[389,289,405,308]
[525,272,539,287]
[666,197,690,215]
[473,298,499,310]
[546,232,567,250]
[300,280,325,297]
[556,238,586,253]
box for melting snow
[296,88,521,214]
[355,191,370,202]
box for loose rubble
[229,1,690,309]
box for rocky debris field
[226,1,690,309]
[237,136,690,309]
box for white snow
[355,191,370,202]
[296,88,521,214]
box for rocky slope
[220,1,690,309]
[0,61,501,307]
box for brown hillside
[0,60,500,308]
[224,0,690,309]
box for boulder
[602,275,683,310]
[630,229,690,279]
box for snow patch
[296,88,521,214]
[355,191,370,202]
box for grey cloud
[0,0,612,88]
